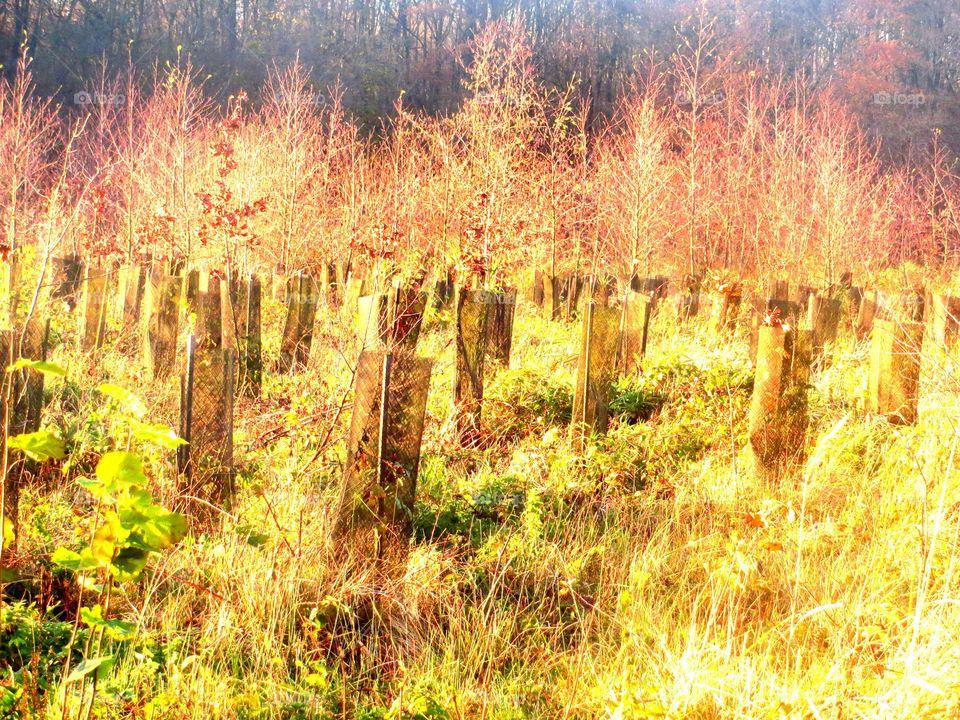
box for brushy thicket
[3,287,960,719]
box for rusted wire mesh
[334,349,433,570]
[178,336,236,516]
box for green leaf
[8,358,67,377]
[98,384,147,419]
[131,422,187,450]
[110,547,149,581]
[65,655,115,683]
[7,431,66,462]
[80,606,137,641]
[96,452,146,489]
[51,547,99,572]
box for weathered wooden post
[486,289,517,367]
[620,289,651,375]
[454,289,493,444]
[868,319,924,424]
[808,293,842,361]
[748,324,812,471]
[52,254,84,311]
[572,281,622,450]
[143,271,183,379]
[232,274,262,396]
[79,265,110,352]
[333,349,433,569]
[357,293,390,350]
[930,294,960,348]
[178,275,236,516]
[714,282,742,334]
[279,272,319,373]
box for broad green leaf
[121,506,187,551]
[110,547,149,581]
[51,547,99,572]
[65,655,115,683]
[77,475,114,502]
[8,358,67,377]
[131,422,187,450]
[80,606,137,641]
[98,384,147,419]
[96,452,146,489]
[7,431,66,462]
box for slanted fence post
[333,349,433,570]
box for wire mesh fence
[619,289,651,375]
[51,254,83,311]
[1,319,51,545]
[748,325,812,471]
[178,335,236,518]
[334,348,433,570]
[232,274,263,396]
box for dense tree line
[0,0,958,152]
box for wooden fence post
[333,349,433,570]
[868,319,924,424]
[620,289,651,374]
[748,325,811,471]
[143,271,183,379]
[572,281,621,450]
[79,265,110,352]
[454,289,493,444]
